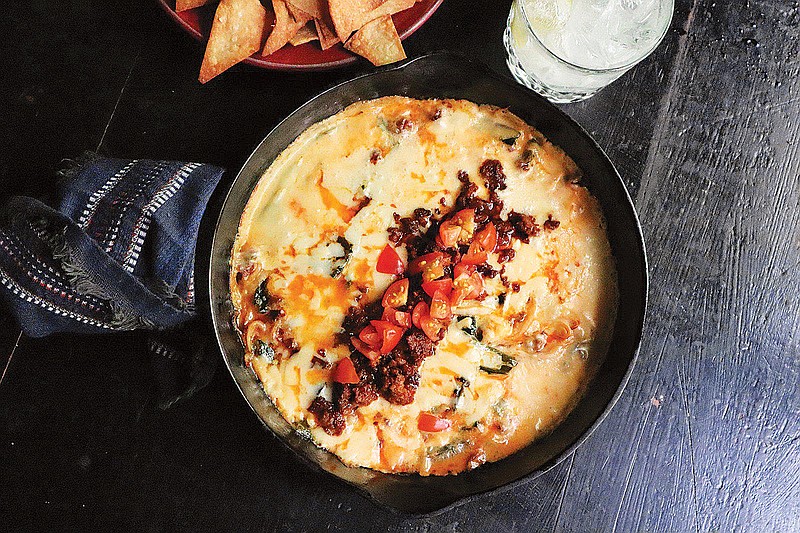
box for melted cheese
[231,97,618,475]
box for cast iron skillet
[208,52,648,515]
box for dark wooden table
[2,0,799,530]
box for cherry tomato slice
[410,252,451,282]
[451,270,484,305]
[412,302,446,341]
[475,222,498,253]
[370,320,405,354]
[420,315,445,341]
[358,324,382,349]
[382,308,412,328]
[461,242,488,265]
[418,412,451,432]
[429,290,452,320]
[448,209,476,243]
[381,278,409,308]
[466,272,484,299]
[376,244,405,275]
[351,338,381,362]
[453,262,476,280]
[438,220,462,248]
[422,278,454,298]
[412,301,429,329]
[332,357,360,384]
[408,252,450,279]
[450,208,476,224]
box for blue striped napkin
[0,155,225,406]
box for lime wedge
[523,0,573,34]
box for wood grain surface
[1,0,798,531]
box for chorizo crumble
[306,159,562,436]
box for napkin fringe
[38,215,156,331]
[146,277,189,313]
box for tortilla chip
[177,0,217,11]
[198,0,267,83]
[328,0,385,41]
[329,0,417,41]
[363,0,416,21]
[263,0,311,56]
[285,1,313,21]
[344,15,405,66]
[314,17,340,50]
[286,0,325,19]
[289,22,319,46]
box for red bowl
[157,0,445,71]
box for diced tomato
[412,301,429,329]
[448,209,476,243]
[409,252,450,282]
[332,357,360,384]
[451,263,472,306]
[376,245,405,275]
[451,271,484,306]
[423,321,445,341]
[351,338,381,362]
[476,222,498,253]
[453,262,476,280]
[382,308,412,328]
[409,252,448,275]
[358,324,382,348]
[450,287,467,307]
[412,301,446,336]
[429,290,452,320]
[461,242,488,265]
[422,278,454,298]
[437,220,462,248]
[381,278,409,308]
[466,272,484,298]
[461,222,498,264]
[418,412,451,432]
[370,320,405,354]
[451,209,476,225]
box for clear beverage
[505,0,674,103]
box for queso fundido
[230,96,618,475]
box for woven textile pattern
[0,156,224,338]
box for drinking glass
[504,0,674,103]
